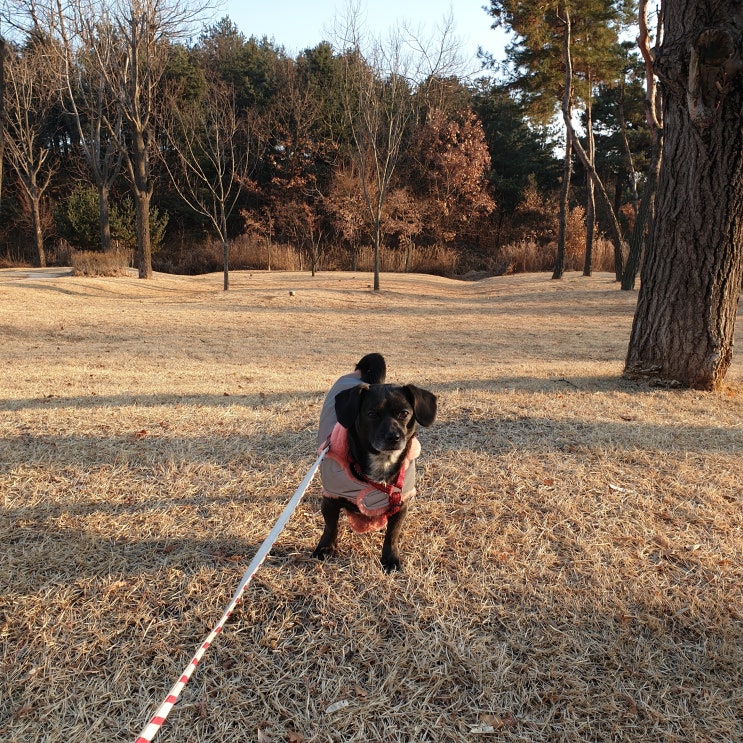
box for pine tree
[488,0,630,278]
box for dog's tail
[355,353,386,385]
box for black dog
[313,355,437,571]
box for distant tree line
[0,0,655,286]
[2,0,740,389]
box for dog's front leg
[381,502,408,572]
[312,497,343,560]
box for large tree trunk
[625,4,743,390]
[553,14,573,282]
[621,0,663,291]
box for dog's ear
[355,353,386,384]
[403,385,437,427]
[334,384,367,429]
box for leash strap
[134,446,328,743]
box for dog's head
[334,383,437,455]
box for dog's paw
[312,545,334,561]
[381,555,401,573]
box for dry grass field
[1,268,742,743]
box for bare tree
[161,80,256,290]
[242,206,274,270]
[325,163,367,270]
[334,5,460,290]
[260,52,329,276]
[5,0,127,256]
[85,0,209,278]
[41,0,124,253]
[3,33,60,267]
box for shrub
[70,248,132,276]
[497,203,617,275]
[155,232,461,276]
[592,236,618,273]
[0,253,30,268]
[353,244,459,276]
[112,197,168,255]
[498,238,555,274]
[154,234,305,275]
[228,234,303,271]
[564,204,587,269]
[55,183,169,254]
[55,183,100,251]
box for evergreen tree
[488,0,632,278]
[471,81,560,247]
[197,18,283,112]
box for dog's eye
[367,410,379,419]
[397,410,411,421]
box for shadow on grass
[0,390,320,413]
[0,371,711,414]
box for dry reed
[70,248,133,277]
[0,267,741,743]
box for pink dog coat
[318,371,420,533]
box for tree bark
[0,37,5,219]
[132,127,152,279]
[98,183,112,253]
[553,9,573,282]
[583,86,596,277]
[553,134,572,280]
[31,191,47,268]
[625,4,743,390]
[621,0,663,291]
[221,210,229,291]
[372,219,381,291]
[134,191,152,280]
[621,133,662,290]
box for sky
[214,0,508,76]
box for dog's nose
[386,430,401,444]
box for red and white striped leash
[134,446,328,743]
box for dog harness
[318,372,420,534]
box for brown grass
[70,248,134,277]
[162,237,461,276]
[0,267,741,743]
[499,236,616,275]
